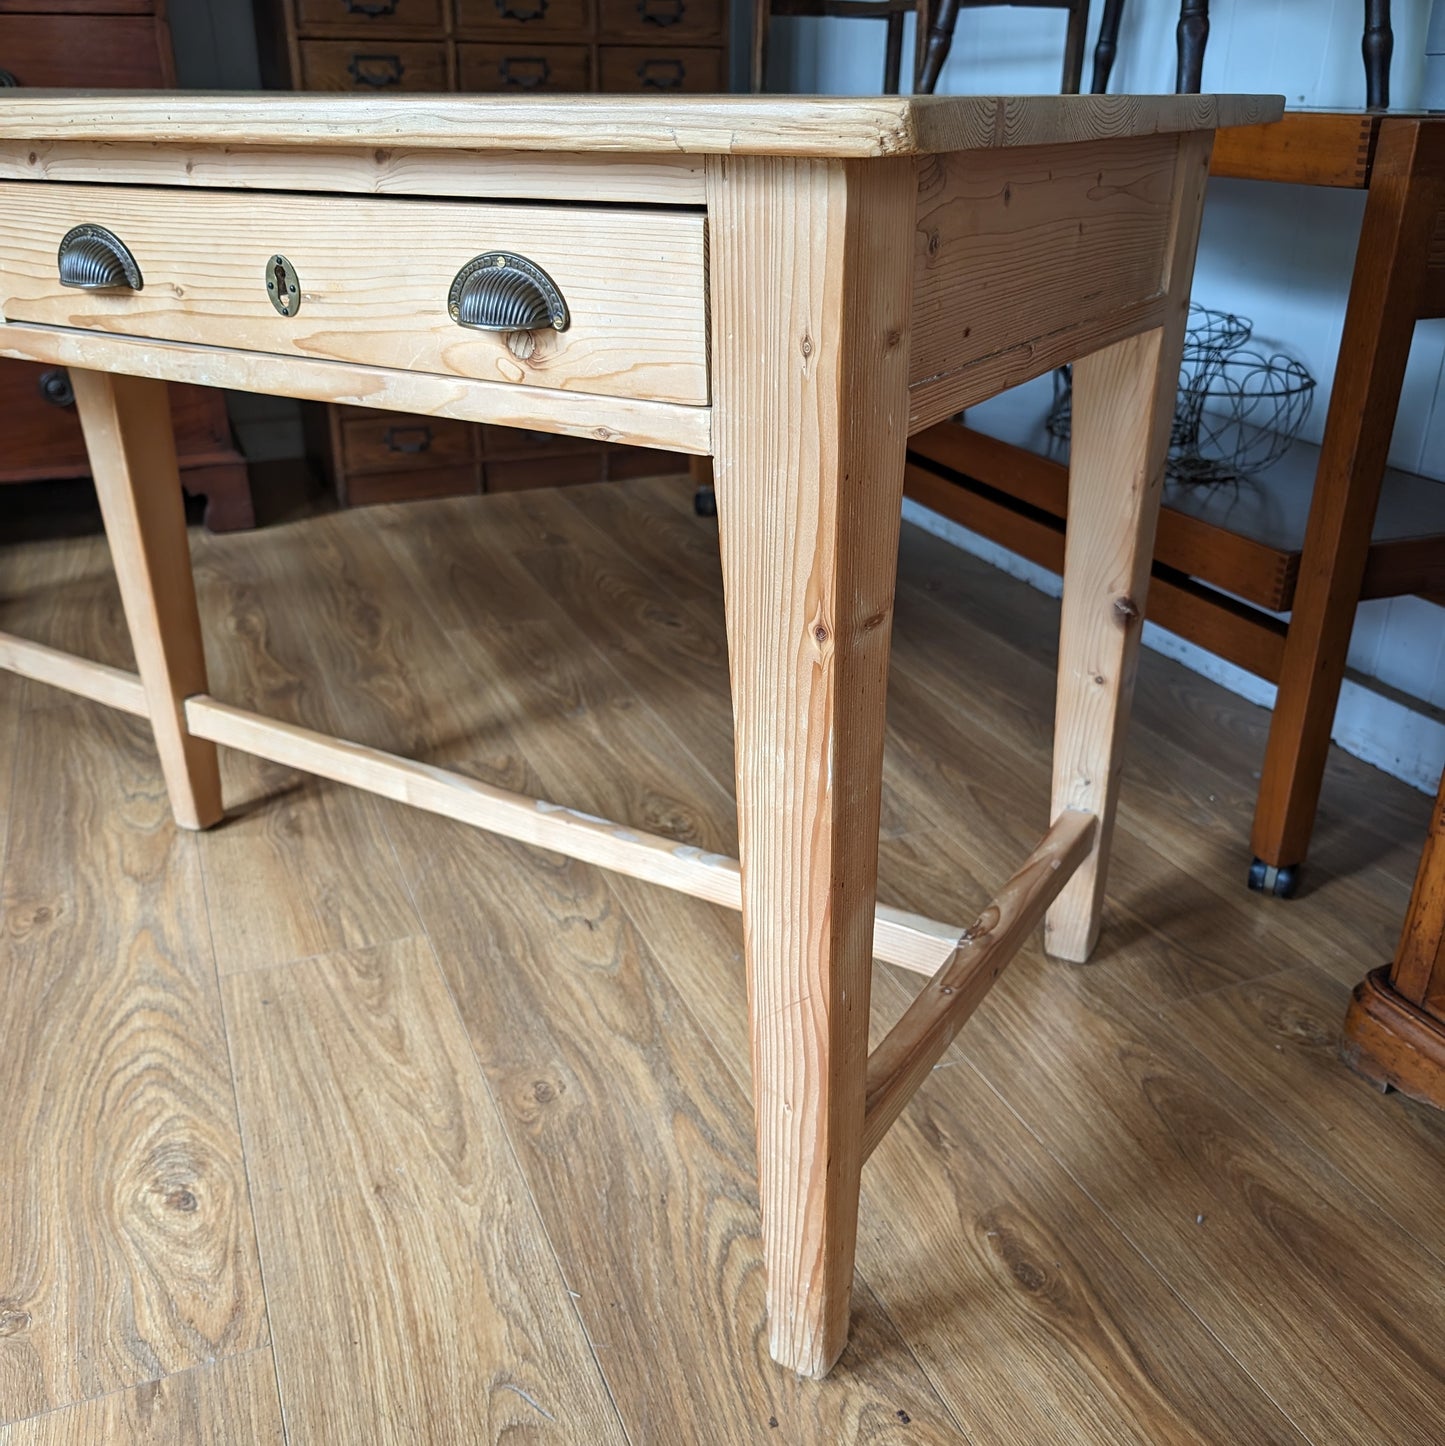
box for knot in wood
[1112,595,1141,626]
[961,904,1000,942]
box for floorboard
[1,474,1439,1443]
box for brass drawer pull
[57,224,143,291]
[449,252,569,333]
[342,0,400,14]
[495,0,548,19]
[637,57,685,89]
[348,52,405,87]
[499,56,551,88]
[384,424,433,454]
[638,0,686,26]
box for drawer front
[341,414,477,472]
[481,424,597,457]
[298,40,449,90]
[455,0,592,38]
[598,45,722,92]
[458,41,590,91]
[296,0,446,33]
[599,0,722,43]
[484,450,605,490]
[0,15,164,87]
[0,359,232,480]
[0,183,710,406]
[343,464,480,507]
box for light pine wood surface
[0,185,710,407]
[0,92,1282,158]
[1,475,1440,1440]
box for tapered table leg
[72,369,222,830]
[1047,133,1212,962]
[707,154,914,1377]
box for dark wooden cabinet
[258,0,728,504]
[0,0,253,529]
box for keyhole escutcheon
[266,254,301,317]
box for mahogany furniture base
[1340,764,1445,1111]
[0,89,1276,1378]
[1341,968,1445,1109]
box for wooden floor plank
[259,504,968,1440]
[0,1350,283,1446]
[504,489,1307,1443]
[0,699,267,1424]
[952,948,1445,1443]
[1170,964,1445,1265]
[188,526,423,975]
[225,936,623,1443]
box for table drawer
[455,0,592,38]
[599,0,723,43]
[298,39,449,90]
[0,183,710,406]
[598,44,723,92]
[458,41,590,91]
[0,15,165,86]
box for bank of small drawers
[266,0,729,96]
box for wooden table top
[0,91,1283,158]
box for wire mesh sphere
[1170,351,1317,483]
[1039,305,1315,487]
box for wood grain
[0,699,265,1423]
[0,324,712,456]
[708,153,916,1376]
[0,1352,283,1446]
[224,936,623,1443]
[0,631,147,717]
[958,950,1445,1444]
[0,91,1282,157]
[1046,130,1212,963]
[909,135,1176,392]
[70,369,221,830]
[0,143,708,205]
[243,503,969,1439]
[862,810,1095,1161]
[0,184,710,407]
[185,521,423,977]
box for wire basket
[1043,306,1316,484]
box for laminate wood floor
[1,475,1441,1444]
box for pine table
[0,89,1277,1377]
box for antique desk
[0,90,1277,1378]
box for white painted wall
[776,0,1444,791]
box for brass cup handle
[0,69,19,86]
[448,252,569,333]
[57,224,143,291]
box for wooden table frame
[0,91,1275,1378]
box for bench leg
[708,154,914,1377]
[72,368,223,830]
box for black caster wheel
[1247,857,1300,898]
[693,485,717,518]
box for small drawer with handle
[0,182,710,407]
[341,414,478,473]
[454,0,592,38]
[295,0,447,33]
[458,42,591,91]
[599,45,723,92]
[599,0,722,43]
[298,39,449,90]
